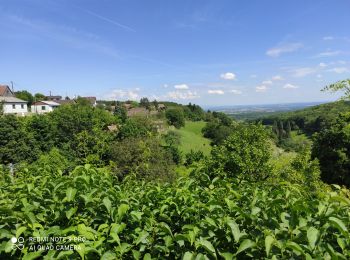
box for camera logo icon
[11,237,24,250]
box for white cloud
[262,80,273,85]
[283,83,299,89]
[163,84,169,88]
[208,90,225,95]
[174,84,189,90]
[292,67,317,77]
[323,36,334,40]
[105,89,139,100]
[250,74,257,78]
[319,62,327,67]
[316,74,323,78]
[166,90,199,100]
[229,89,242,95]
[266,42,303,57]
[220,72,236,80]
[316,51,342,58]
[328,67,349,74]
[272,75,283,81]
[256,85,267,92]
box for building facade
[0,85,28,116]
[32,101,60,114]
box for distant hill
[256,101,350,135]
[209,102,326,121]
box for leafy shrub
[109,137,176,181]
[1,165,350,259]
[185,150,205,166]
[118,117,155,139]
[165,108,185,128]
[210,124,272,180]
[0,115,39,164]
[312,112,350,187]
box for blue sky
[0,0,349,106]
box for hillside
[257,101,350,134]
[173,121,211,156]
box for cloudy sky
[0,0,349,106]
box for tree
[15,90,34,106]
[71,129,113,166]
[0,115,39,164]
[212,111,233,126]
[118,117,155,139]
[286,121,292,138]
[165,108,185,128]
[202,122,234,145]
[109,137,175,181]
[49,104,116,145]
[210,124,271,180]
[163,131,182,164]
[34,93,45,101]
[322,79,350,99]
[114,105,127,122]
[140,97,150,110]
[153,99,159,110]
[25,115,55,152]
[312,112,350,187]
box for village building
[45,95,62,101]
[0,85,28,116]
[32,100,60,114]
[80,96,97,107]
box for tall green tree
[15,90,34,105]
[140,97,150,110]
[0,115,39,164]
[165,108,185,128]
[210,124,271,180]
[312,112,350,187]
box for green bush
[165,108,185,128]
[1,165,350,259]
[210,124,272,180]
[312,112,350,187]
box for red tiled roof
[0,85,13,97]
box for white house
[32,101,60,114]
[0,96,28,116]
[0,85,28,116]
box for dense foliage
[165,108,185,128]
[1,164,350,259]
[312,112,350,187]
[1,92,350,259]
[209,124,271,180]
[258,101,350,136]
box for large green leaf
[236,239,256,255]
[265,235,274,256]
[307,227,319,249]
[227,220,241,243]
[329,217,348,235]
[103,197,112,214]
[66,187,77,202]
[197,239,216,258]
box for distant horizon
[1,0,349,105]
[203,100,334,110]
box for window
[21,104,24,109]
[12,104,15,109]
[42,106,46,110]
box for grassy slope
[173,121,211,156]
